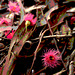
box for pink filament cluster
[7,1,20,13]
[24,13,37,26]
[42,49,61,68]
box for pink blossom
[24,13,37,26]
[42,49,61,68]
[0,17,11,26]
[7,1,20,13]
[5,30,15,39]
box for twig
[69,61,74,75]
[0,55,7,65]
[27,29,49,75]
[0,46,9,52]
[36,4,38,20]
[31,35,72,41]
[44,17,53,35]
[70,49,75,61]
[24,5,46,13]
[60,43,67,70]
[63,49,75,69]
[39,25,46,38]
[34,67,47,75]
[60,42,67,56]
[62,60,67,70]
[53,70,66,75]
[41,8,59,50]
